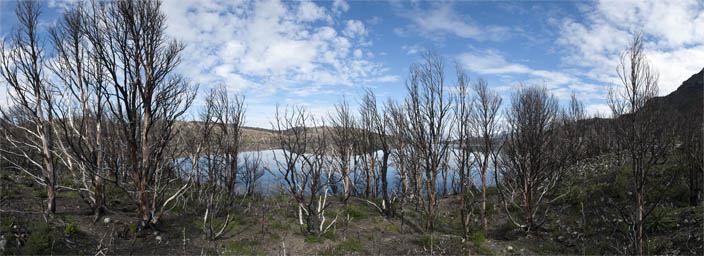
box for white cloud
[342,20,367,38]
[332,0,350,14]
[297,0,331,22]
[557,0,704,95]
[459,50,575,86]
[353,49,363,58]
[584,103,612,118]
[161,0,392,98]
[401,44,423,55]
[394,2,513,41]
[458,49,606,102]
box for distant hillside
[175,121,280,151]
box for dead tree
[211,86,245,196]
[357,97,378,199]
[0,1,59,215]
[497,85,563,232]
[199,88,236,240]
[608,33,675,255]
[83,0,196,227]
[47,2,111,221]
[405,51,453,231]
[329,97,356,202]
[240,152,265,197]
[468,78,502,235]
[452,65,475,239]
[387,99,410,200]
[679,111,703,206]
[556,94,589,167]
[361,89,395,216]
[271,105,337,237]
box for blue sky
[1,0,703,128]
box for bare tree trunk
[481,169,487,234]
[344,156,351,200]
[40,107,56,214]
[0,1,59,215]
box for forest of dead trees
[0,1,701,255]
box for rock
[103,217,111,224]
[156,235,162,244]
[0,237,6,251]
[507,246,513,251]
[152,231,159,236]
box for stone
[103,217,111,224]
[156,235,162,244]
[507,246,513,251]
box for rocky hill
[647,67,704,117]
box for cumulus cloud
[343,20,367,38]
[332,0,349,14]
[557,0,704,95]
[161,0,392,98]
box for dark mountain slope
[647,67,704,117]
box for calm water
[180,149,496,196]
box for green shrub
[269,232,281,240]
[475,244,493,255]
[128,223,137,234]
[647,207,678,233]
[485,186,499,196]
[271,221,289,231]
[470,232,487,243]
[1,215,15,230]
[224,240,264,255]
[485,201,497,216]
[304,235,324,243]
[34,189,46,198]
[343,206,368,220]
[64,222,79,236]
[21,221,52,255]
[418,234,433,248]
[322,230,336,240]
[382,223,400,233]
[194,215,240,234]
[105,183,127,199]
[1,189,15,200]
[337,239,363,252]
[59,191,80,199]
